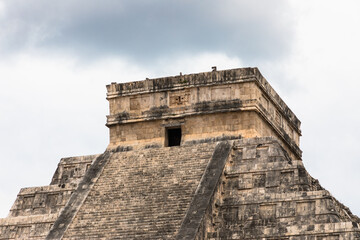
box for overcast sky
[1,1,360,218]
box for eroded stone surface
[196,138,360,240]
[0,67,358,240]
[0,155,98,240]
[106,67,302,159]
[61,143,216,239]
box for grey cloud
[0,0,295,63]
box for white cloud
[153,52,243,77]
[0,51,244,217]
[1,0,360,220]
[0,1,4,18]
[0,0,294,62]
[284,0,360,215]
[0,52,148,217]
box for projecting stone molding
[0,67,358,240]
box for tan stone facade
[106,68,301,158]
[0,155,98,239]
[196,138,360,239]
[0,67,359,240]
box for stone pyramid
[0,68,358,239]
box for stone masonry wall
[196,138,360,239]
[106,68,302,159]
[0,154,98,240]
[62,143,216,239]
[1,138,359,239]
[106,68,300,132]
[2,68,358,240]
[109,110,300,160]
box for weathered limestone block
[1,68,358,240]
[0,154,98,239]
[50,154,99,186]
[196,138,360,240]
[106,68,302,159]
[59,143,217,239]
[8,185,74,217]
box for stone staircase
[60,142,216,239]
[0,154,98,240]
[2,138,359,239]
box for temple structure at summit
[0,67,359,239]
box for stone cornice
[106,98,302,159]
[106,68,256,98]
[106,67,301,134]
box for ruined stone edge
[45,151,113,240]
[175,141,232,240]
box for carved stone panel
[260,94,269,111]
[253,173,266,188]
[169,90,189,106]
[46,194,59,208]
[242,146,257,160]
[15,226,31,238]
[280,171,294,188]
[22,196,34,209]
[238,173,253,190]
[277,201,295,218]
[130,95,150,110]
[238,204,259,222]
[211,86,231,101]
[259,204,276,219]
[296,201,315,216]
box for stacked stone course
[197,138,360,239]
[0,155,98,239]
[0,67,358,239]
[105,68,301,159]
[62,143,216,239]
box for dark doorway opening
[167,128,182,147]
